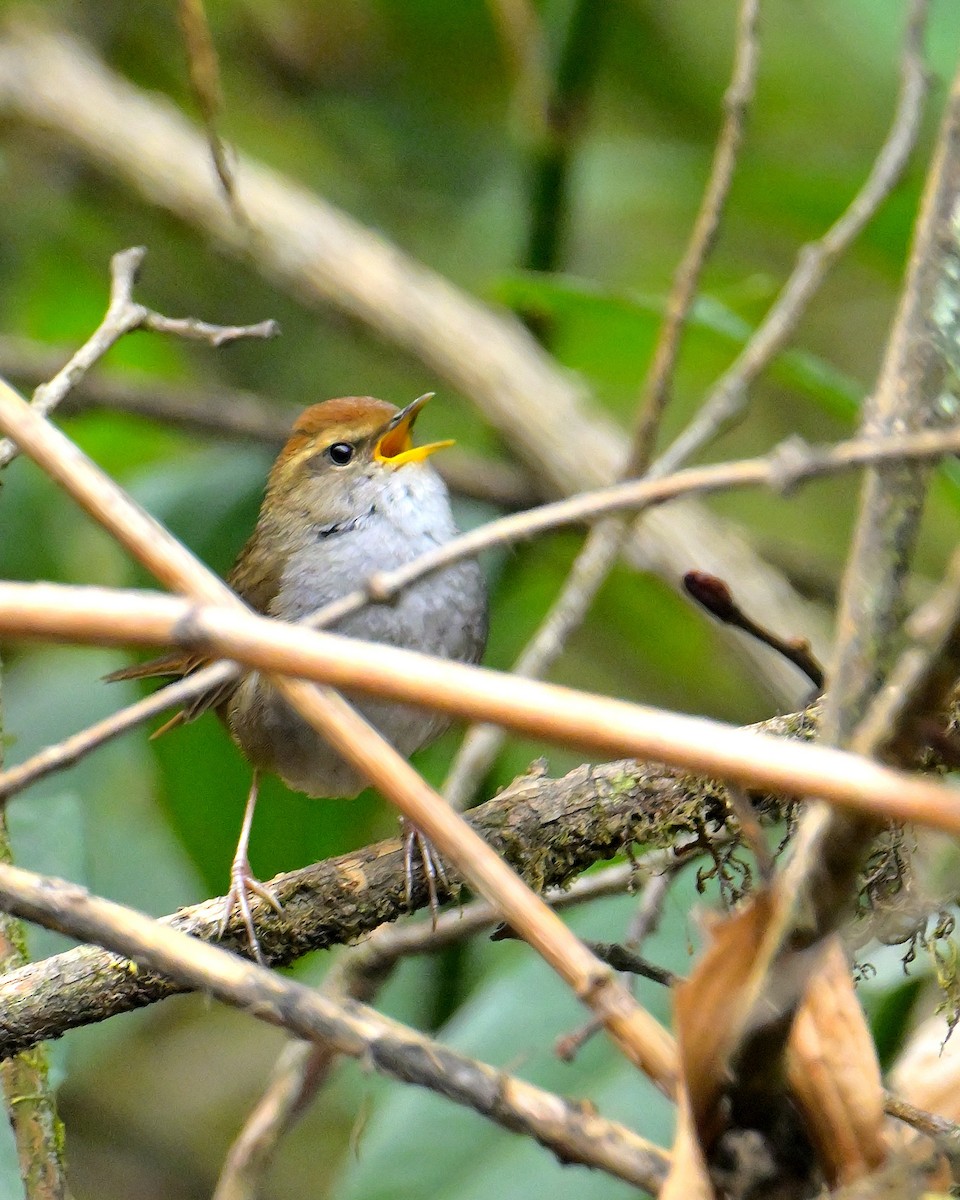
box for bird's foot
[401,819,452,927]
[217,853,284,965]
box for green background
[0,1,957,1196]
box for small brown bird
[110,394,488,956]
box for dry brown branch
[3,420,960,804]
[0,707,810,1058]
[6,579,960,835]
[0,247,277,470]
[662,24,958,1194]
[628,0,760,473]
[444,0,760,808]
[748,29,960,1023]
[653,0,931,476]
[177,0,244,222]
[214,858,652,1200]
[0,859,669,1192]
[0,377,679,1094]
[559,860,689,1063]
[0,20,830,701]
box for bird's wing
[104,527,286,733]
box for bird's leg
[401,817,452,927]
[218,770,284,963]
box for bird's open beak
[374,393,454,467]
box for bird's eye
[327,442,354,466]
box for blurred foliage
[0,1,958,1197]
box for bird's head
[268,393,453,524]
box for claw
[218,854,283,965]
[401,819,451,927]
[217,771,283,963]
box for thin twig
[752,0,958,988]
[583,942,678,988]
[0,708,821,1056]
[7,580,960,835]
[0,860,670,1192]
[0,376,679,1095]
[884,1092,960,1147]
[652,0,930,477]
[703,16,955,1178]
[0,19,831,701]
[0,247,277,469]
[177,0,246,224]
[684,570,824,689]
[0,335,540,508]
[443,0,761,810]
[2,420,960,803]
[557,854,686,1062]
[214,858,651,1200]
[628,0,760,474]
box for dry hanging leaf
[787,937,886,1185]
[674,889,887,1193]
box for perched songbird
[110,394,488,956]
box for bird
[108,393,488,958]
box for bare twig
[583,942,678,988]
[0,334,296,439]
[557,853,686,1063]
[0,247,277,469]
[177,0,245,223]
[2,421,960,804]
[693,26,958,1185]
[0,706,818,1057]
[652,0,930,476]
[7,580,960,834]
[0,335,540,509]
[0,695,851,1063]
[214,858,650,1200]
[0,859,670,1192]
[0,20,832,700]
[629,0,760,473]
[758,13,960,983]
[684,570,825,690]
[0,378,679,1095]
[884,1092,960,1147]
[443,0,761,809]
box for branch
[0,860,669,1193]
[0,704,810,1058]
[759,10,960,997]
[4,419,960,802]
[0,246,277,469]
[653,0,930,476]
[628,0,759,473]
[6,582,960,833]
[0,334,540,510]
[445,0,760,807]
[0,380,678,1095]
[214,857,657,1200]
[670,18,960,1190]
[0,20,830,700]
